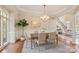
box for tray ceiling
[3,5,78,17]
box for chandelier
[40,5,50,21]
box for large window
[0,9,1,46]
[2,12,8,44]
[0,8,9,47]
[75,16,79,34]
[75,15,79,44]
[0,11,1,46]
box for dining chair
[24,32,30,48]
[36,33,47,51]
[37,33,47,45]
[48,32,57,45]
[30,33,38,48]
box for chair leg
[56,38,59,45]
[31,40,33,49]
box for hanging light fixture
[40,5,50,21]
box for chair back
[31,33,38,39]
[48,32,56,43]
[38,33,47,45]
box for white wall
[15,16,57,38]
[7,13,15,43]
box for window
[2,13,8,44]
[0,9,1,46]
[75,16,79,34]
[0,8,9,47]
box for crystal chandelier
[40,5,50,21]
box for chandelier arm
[40,5,50,21]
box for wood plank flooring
[1,40,25,53]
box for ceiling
[3,5,78,17]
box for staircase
[56,17,68,33]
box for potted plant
[16,19,29,37]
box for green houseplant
[16,19,29,36]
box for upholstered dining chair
[37,33,47,45]
[48,32,57,45]
[24,32,30,48]
[36,33,47,51]
[30,33,38,48]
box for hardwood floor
[0,34,78,53]
[1,40,25,53]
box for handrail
[56,17,68,33]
